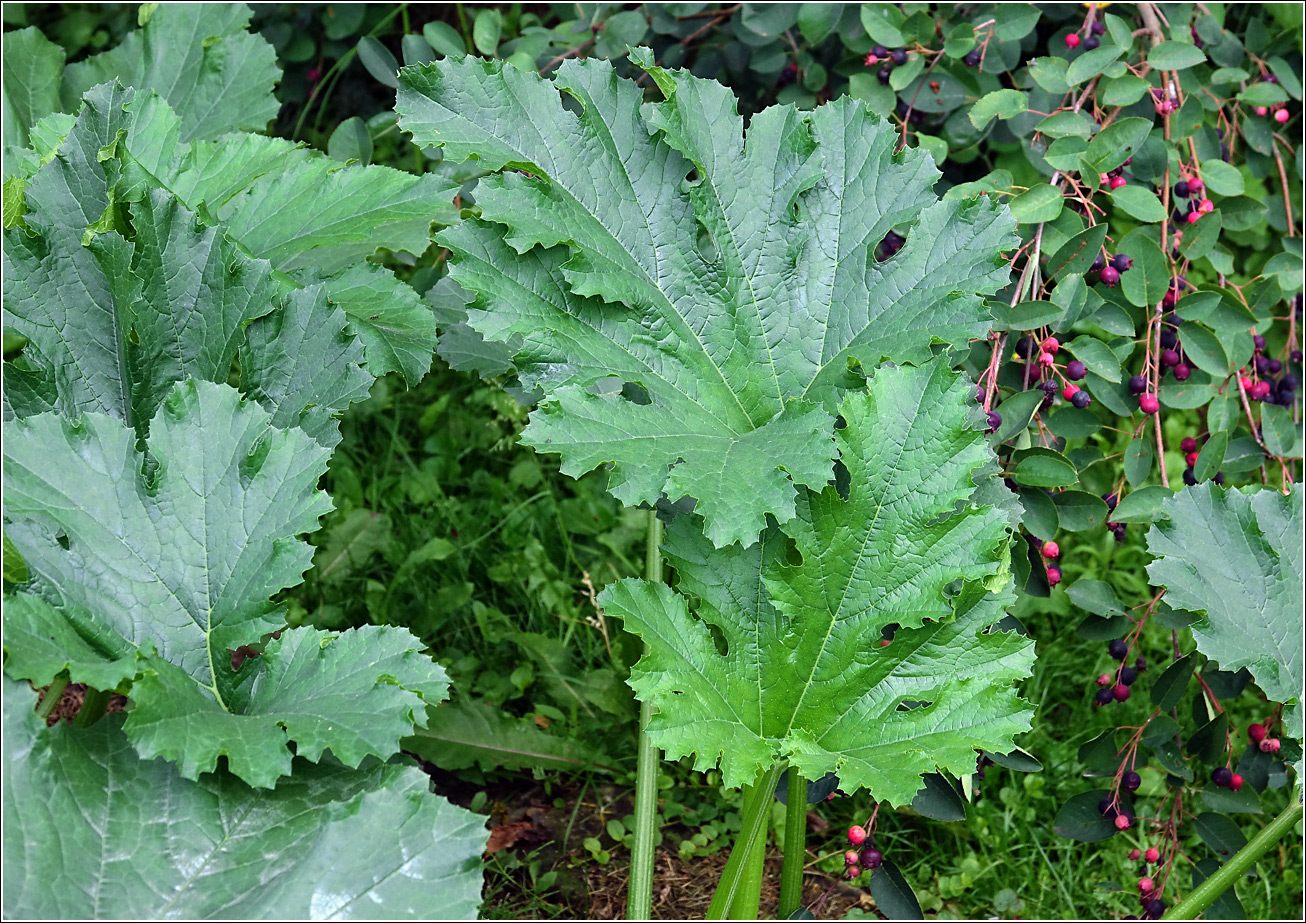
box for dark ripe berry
[1129,375,1148,394]
[1159,328,1178,350]
[1173,363,1191,381]
[986,410,1002,431]
[1098,796,1116,817]
[1253,334,1267,350]
[1292,349,1303,364]
[1091,20,1106,35]
[1090,253,1106,272]
[1122,771,1142,792]
[1095,687,1114,705]
[1083,35,1101,50]
[1015,336,1036,358]
[1183,466,1197,486]
[1264,73,1279,83]
[1256,356,1273,375]
[1071,390,1092,409]
[1039,379,1059,396]
[1161,349,1180,368]
[1174,180,1190,198]
[976,384,986,404]
[1180,436,1198,453]
[1145,899,1166,919]
[860,847,883,869]
[877,67,892,84]
[1134,655,1147,671]
[1109,639,1129,660]
[1067,360,1087,380]
[1100,266,1121,286]
[1111,522,1127,543]
[1284,372,1301,390]
[1268,358,1282,374]
[1103,492,1118,511]
[1113,683,1131,702]
[1212,766,1233,788]
[1139,393,1160,414]
[1111,253,1133,272]
[872,45,890,58]
[1120,666,1137,685]
[964,49,982,67]
[1213,472,1224,485]
[890,49,908,66]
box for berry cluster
[1063,18,1106,52]
[1013,334,1095,412]
[864,44,910,85]
[842,821,884,880]
[1093,639,1147,706]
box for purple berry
[1174,180,1190,198]
[1083,35,1101,50]
[890,49,908,66]
[987,410,1002,431]
[1161,349,1180,368]
[1015,336,1036,358]
[1173,363,1191,381]
[1071,390,1092,409]
[1108,639,1129,660]
[1253,334,1267,350]
[1103,493,1118,511]
[1183,467,1197,486]
[1096,687,1114,705]
[1291,349,1303,364]
[1135,655,1147,671]
[963,49,981,67]
[1129,375,1148,394]
[860,847,883,869]
[1212,766,1233,787]
[1113,683,1131,702]
[1091,20,1106,35]
[1122,771,1142,791]
[1100,266,1121,286]
[1067,360,1087,380]
[877,67,892,84]
[1111,253,1133,272]
[1090,253,1106,272]
[1120,666,1137,685]
[1160,328,1178,349]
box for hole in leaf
[706,621,728,657]
[620,381,651,405]
[783,535,803,567]
[833,458,851,500]
[55,532,71,551]
[897,699,932,712]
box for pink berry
[1038,351,1055,367]
[1189,178,1203,193]
[1248,723,1268,744]
[848,825,867,845]
[846,850,861,866]
[1145,847,1160,863]
[1115,814,1132,830]
[1100,265,1121,286]
[1100,173,1111,184]
[1043,336,1060,353]
[1042,541,1060,559]
[1199,199,1214,214]
[1275,108,1290,123]
[1261,738,1281,753]
[1186,212,1200,224]
[1110,176,1127,189]
[847,866,861,879]
[1066,33,1081,48]
[1098,673,1112,686]
[1129,848,1142,860]
[1229,774,1244,792]
[1139,877,1154,891]
[1139,393,1160,414]
[1240,375,1255,390]
[1251,381,1272,400]
[1047,564,1062,586]
[1256,106,1269,117]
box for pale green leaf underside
[2,680,486,920]
[60,3,279,142]
[1146,484,1303,740]
[600,361,1032,801]
[397,56,1015,547]
[404,699,614,773]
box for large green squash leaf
[60,3,279,142]
[1,679,486,920]
[1,27,65,150]
[2,380,448,787]
[396,55,1016,548]
[600,361,1033,801]
[2,83,373,445]
[1146,484,1304,740]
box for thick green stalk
[626,510,663,921]
[35,675,69,722]
[1165,795,1303,920]
[729,817,767,921]
[706,764,785,920]
[73,687,112,727]
[778,770,808,918]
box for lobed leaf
[600,361,1032,801]
[396,55,1016,546]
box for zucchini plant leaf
[600,361,1033,802]
[123,90,453,384]
[1146,484,1304,740]
[396,56,1015,547]
[3,84,372,445]
[60,3,280,142]
[2,380,448,787]
[1,679,486,920]
[1,27,65,150]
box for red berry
[1145,847,1160,863]
[1188,178,1203,193]
[1065,33,1081,48]
[1063,384,1080,401]
[1112,683,1131,702]
[1047,564,1062,586]
[1186,211,1200,224]
[864,53,879,66]
[1129,848,1142,860]
[1042,541,1060,559]
[1043,336,1060,353]
[1139,393,1160,414]
[847,825,867,845]
[1185,451,1198,467]
[1180,437,1198,453]
[1173,363,1191,381]
[1139,877,1154,891]
[1229,774,1244,792]
[1115,814,1132,830]
[1240,375,1254,390]
[1110,176,1127,189]
[1248,723,1268,744]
